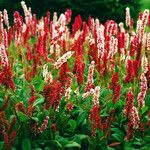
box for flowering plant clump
[0,2,150,149]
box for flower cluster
[111,72,121,104]
[54,51,74,69]
[89,86,103,136]
[85,61,95,92]
[124,88,140,141]
[137,73,147,109]
[37,116,49,133]
[0,44,15,90]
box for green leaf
[17,111,29,122]
[141,106,149,114]
[141,145,150,150]
[107,146,116,150]
[33,97,45,107]
[111,134,123,142]
[67,119,77,132]
[145,95,150,106]
[73,134,89,144]
[133,141,141,146]
[31,117,39,122]
[111,128,124,137]
[65,141,81,148]
[50,140,62,148]
[0,142,4,150]
[77,111,88,127]
[22,138,31,150]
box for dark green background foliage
[0,0,141,24]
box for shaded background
[0,0,148,24]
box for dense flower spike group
[0,1,149,149]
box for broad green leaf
[33,97,45,107]
[65,141,81,148]
[111,134,123,142]
[111,128,124,137]
[67,119,77,131]
[77,112,88,127]
[133,141,141,146]
[141,106,149,114]
[31,117,39,122]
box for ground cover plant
[0,1,150,150]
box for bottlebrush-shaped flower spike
[119,22,125,33]
[141,56,148,74]
[125,108,139,141]
[129,35,139,56]
[93,86,100,106]
[118,32,125,55]
[0,11,4,34]
[43,80,64,110]
[0,111,8,132]
[89,86,103,137]
[124,59,134,83]
[105,20,118,37]
[129,106,139,129]
[124,32,129,50]
[65,87,72,101]
[73,47,85,85]
[126,7,131,27]
[21,1,32,25]
[13,11,23,33]
[0,44,15,90]
[97,25,105,58]
[141,9,149,26]
[88,16,95,32]
[54,51,74,69]
[82,88,94,100]
[43,64,53,84]
[3,9,9,28]
[3,29,8,48]
[123,88,134,118]
[111,73,121,104]
[133,60,139,77]
[66,102,74,112]
[0,44,8,67]
[53,12,58,24]
[146,33,150,51]
[65,9,72,24]
[108,36,118,59]
[37,116,49,133]
[137,73,147,109]
[95,18,100,30]
[85,61,95,92]
[59,62,70,85]
[58,14,66,27]
[72,15,82,34]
